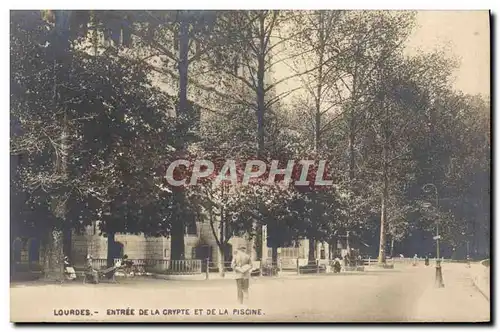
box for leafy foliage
[11,10,490,264]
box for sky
[272,10,491,104]
[406,10,490,97]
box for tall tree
[11,10,178,274]
[288,10,348,262]
[205,10,310,259]
[118,10,225,260]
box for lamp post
[422,183,444,288]
[462,231,471,267]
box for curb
[469,266,490,301]
[152,270,373,281]
[471,280,490,301]
[153,274,207,281]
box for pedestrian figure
[122,254,134,276]
[412,254,418,266]
[231,246,252,304]
[85,255,99,284]
[63,256,76,280]
[333,257,342,273]
[424,255,429,266]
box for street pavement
[10,262,490,323]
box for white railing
[80,256,466,280]
[115,258,203,275]
[90,258,108,270]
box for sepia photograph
[9,7,491,323]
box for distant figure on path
[231,246,252,304]
[333,257,342,273]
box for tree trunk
[257,95,265,157]
[254,39,265,261]
[170,212,185,260]
[347,70,357,245]
[378,139,389,265]
[378,191,387,264]
[308,191,317,263]
[256,15,266,158]
[390,238,394,258]
[348,61,358,183]
[314,11,324,154]
[271,245,278,272]
[42,10,73,282]
[106,231,116,267]
[218,247,225,278]
[178,18,189,120]
[349,126,356,181]
[308,238,316,262]
[42,229,64,281]
[219,213,225,277]
[63,223,72,262]
[171,16,190,261]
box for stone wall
[70,221,237,264]
[72,232,107,264]
[70,220,321,266]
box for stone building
[71,219,330,267]
[71,220,256,266]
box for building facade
[71,221,331,267]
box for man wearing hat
[85,254,99,284]
[231,245,253,304]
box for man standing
[85,255,99,284]
[231,246,252,304]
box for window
[185,219,198,236]
[191,247,197,260]
[320,248,326,260]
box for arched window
[27,238,40,263]
[185,219,198,236]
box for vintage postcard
[10,9,490,323]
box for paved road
[10,263,490,322]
